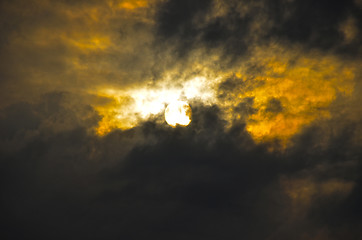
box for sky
[0,0,361,239]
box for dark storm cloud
[1,93,361,239]
[1,0,362,239]
[155,0,362,58]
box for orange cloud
[221,45,356,146]
[118,0,148,10]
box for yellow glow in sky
[165,101,192,127]
[92,76,219,135]
[92,45,357,145]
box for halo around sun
[165,101,192,127]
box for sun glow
[92,44,356,146]
[92,76,219,135]
[165,101,192,127]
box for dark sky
[1,0,362,239]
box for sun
[165,101,192,127]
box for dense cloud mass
[1,0,362,239]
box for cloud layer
[1,0,361,239]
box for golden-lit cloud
[1,1,361,238]
[91,76,220,135]
[0,0,157,107]
[218,44,357,146]
[0,0,360,148]
[87,41,358,145]
[118,0,148,10]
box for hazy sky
[1,0,362,239]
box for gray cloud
[1,92,361,239]
[1,0,362,239]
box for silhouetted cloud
[0,0,361,239]
[0,92,361,239]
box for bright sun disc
[165,101,192,127]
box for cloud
[0,0,362,239]
[1,93,361,239]
[0,0,158,107]
[155,0,362,55]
